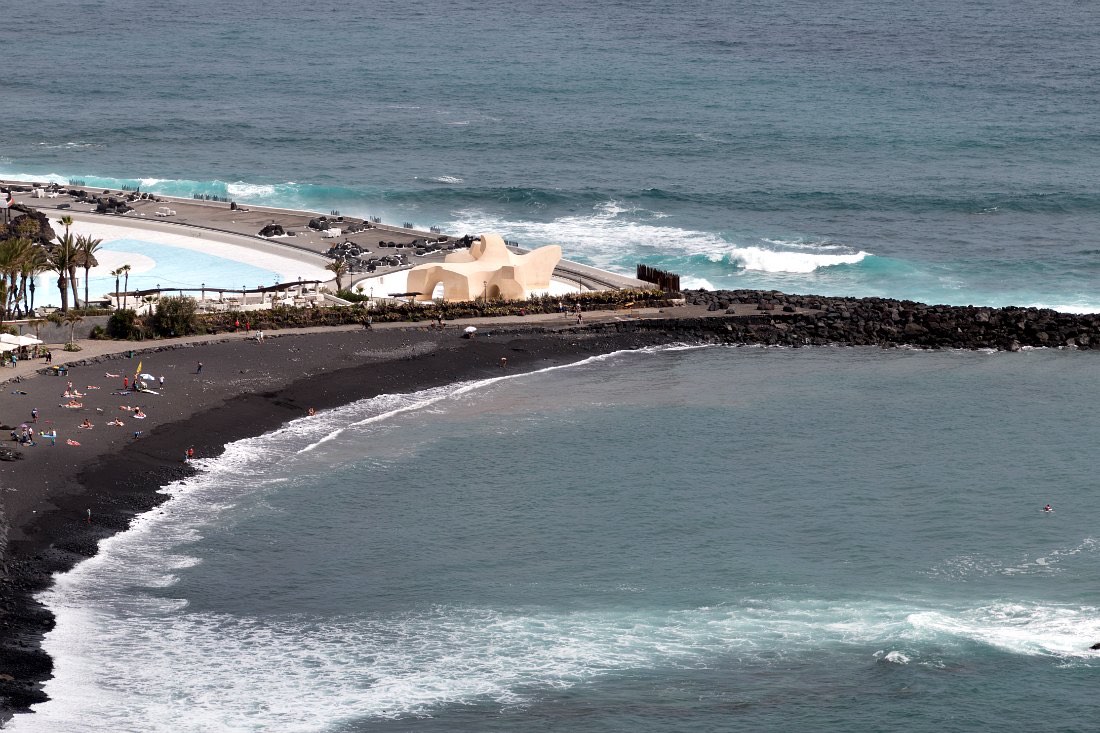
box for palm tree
[20,248,48,317]
[48,232,79,312]
[62,311,84,348]
[58,215,73,240]
[76,235,103,309]
[325,260,349,292]
[0,236,32,320]
[67,251,80,309]
[121,264,132,309]
[111,267,123,309]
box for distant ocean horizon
[3,0,1098,311]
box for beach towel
[66,439,80,446]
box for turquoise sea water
[18,346,1100,732]
[3,0,1099,310]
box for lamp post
[483,280,488,302]
[242,285,247,306]
[201,282,205,301]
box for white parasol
[0,334,42,347]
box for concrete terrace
[2,180,648,295]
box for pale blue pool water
[36,238,286,306]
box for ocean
[4,0,1100,729]
[3,0,1099,310]
[16,346,1100,732]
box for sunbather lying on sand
[78,419,93,429]
[61,401,83,408]
[107,419,125,426]
[105,372,120,378]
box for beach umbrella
[464,326,477,334]
[0,343,17,353]
[0,334,42,346]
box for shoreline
[4,295,1100,719]
[0,321,674,720]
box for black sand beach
[0,320,670,721]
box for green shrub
[107,309,144,339]
[336,289,370,303]
[151,296,198,337]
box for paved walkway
[0,306,701,386]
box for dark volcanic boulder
[0,447,24,461]
[259,224,285,237]
[3,208,58,244]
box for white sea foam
[0,170,71,185]
[445,200,732,271]
[681,276,715,290]
[728,245,869,274]
[445,200,871,277]
[1027,301,1100,315]
[428,175,464,184]
[26,591,1097,732]
[227,181,277,198]
[907,602,1100,660]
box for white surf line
[295,343,710,454]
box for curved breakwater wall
[590,290,1100,351]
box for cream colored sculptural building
[406,233,562,302]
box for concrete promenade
[2,179,648,294]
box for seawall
[588,290,1100,351]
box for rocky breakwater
[592,290,1100,351]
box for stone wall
[582,290,1100,351]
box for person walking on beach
[196,361,203,374]
[159,375,165,390]
[123,376,129,390]
[187,446,195,461]
[31,408,38,423]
